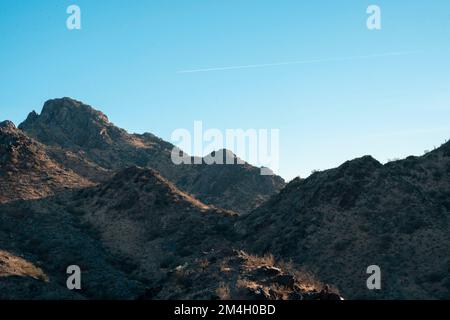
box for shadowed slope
[239,143,450,299]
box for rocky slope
[238,141,450,299]
[19,98,285,213]
[0,120,92,204]
[66,166,238,284]
[0,165,235,300]
[2,96,449,300]
[0,97,318,300]
[156,249,341,300]
[0,165,329,300]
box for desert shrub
[175,269,193,288]
[216,282,230,300]
[236,278,259,290]
[243,253,275,269]
[198,258,209,272]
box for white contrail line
[370,127,450,138]
[177,50,421,74]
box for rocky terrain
[0,120,92,204]
[155,249,340,300]
[0,98,327,300]
[238,142,450,299]
[0,166,325,300]
[1,97,449,300]
[19,98,285,213]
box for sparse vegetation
[216,282,230,300]
[1,97,450,300]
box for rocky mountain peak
[331,155,382,179]
[0,120,16,130]
[337,155,381,172]
[19,98,126,149]
[42,97,109,123]
[15,98,286,213]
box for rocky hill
[66,166,238,284]
[0,165,332,300]
[19,98,285,213]
[2,96,449,300]
[0,120,92,204]
[238,141,450,299]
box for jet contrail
[371,127,450,138]
[177,50,420,74]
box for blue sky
[1,0,450,180]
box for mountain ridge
[2,97,450,300]
[238,142,450,299]
[18,97,285,213]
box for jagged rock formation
[155,249,341,300]
[238,143,450,299]
[19,98,285,213]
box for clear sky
[1,0,450,180]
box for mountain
[4,96,449,300]
[176,149,285,213]
[0,165,337,300]
[0,120,92,204]
[0,98,338,299]
[19,98,285,213]
[0,165,236,299]
[238,142,450,299]
[67,166,238,283]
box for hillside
[0,120,92,204]
[0,165,334,300]
[3,96,449,300]
[66,166,238,284]
[19,98,285,213]
[238,142,450,299]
